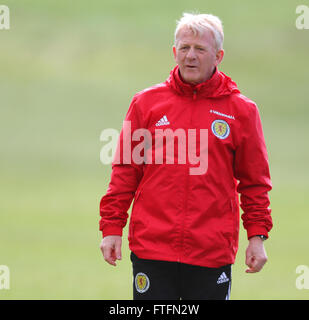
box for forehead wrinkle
[177,38,212,51]
[176,28,215,49]
[178,40,208,48]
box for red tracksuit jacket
[99,66,273,268]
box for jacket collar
[166,65,240,99]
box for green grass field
[1,0,309,299]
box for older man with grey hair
[99,12,273,300]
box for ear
[173,45,177,60]
[215,49,224,66]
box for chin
[183,75,199,85]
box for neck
[178,67,217,86]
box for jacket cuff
[102,225,123,238]
[246,225,269,240]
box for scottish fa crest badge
[135,272,150,293]
[211,119,230,139]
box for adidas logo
[155,115,170,127]
[217,272,229,284]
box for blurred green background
[1,0,308,299]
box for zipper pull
[193,90,197,100]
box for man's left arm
[234,102,273,273]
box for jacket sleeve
[233,102,273,239]
[99,96,144,237]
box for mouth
[186,65,198,69]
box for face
[173,27,224,85]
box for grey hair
[174,13,224,51]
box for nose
[186,47,197,60]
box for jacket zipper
[179,166,190,262]
[178,91,196,262]
[193,90,197,100]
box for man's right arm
[99,96,144,264]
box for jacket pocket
[128,188,143,243]
[230,197,239,248]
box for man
[99,13,273,300]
